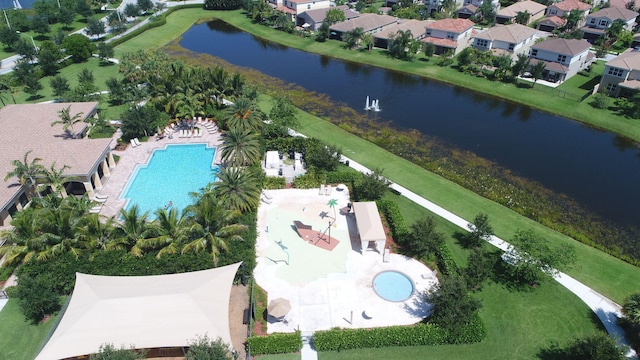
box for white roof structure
[352,201,386,252]
[35,263,242,360]
[265,150,279,169]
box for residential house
[581,7,638,42]
[269,0,332,22]
[599,49,640,97]
[422,18,475,55]
[528,38,595,82]
[538,0,591,32]
[496,1,547,25]
[609,0,634,9]
[424,0,464,17]
[373,19,431,49]
[296,6,359,31]
[457,0,500,18]
[0,102,115,227]
[472,24,547,60]
[329,13,399,40]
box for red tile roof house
[472,24,548,61]
[421,18,475,55]
[296,6,359,31]
[269,0,332,22]
[528,38,595,83]
[599,49,640,97]
[329,13,400,41]
[496,0,547,25]
[0,102,115,227]
[581,7,638,42]
[538,0,591,32]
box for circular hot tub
[372,270,414,302]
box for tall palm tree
[136,208,192,258]
[40,162,76,198]
[343,27,364,49]
[51,105,84,139]
[183,189,247,264]
[212,66,230,108]
[222,97,264,132]
[4,150,46,199]
[220,128,261,167]
[110,205,153,256]
[34,205,87,261]
[213,167,261,212]
[0,209,41,266]
[75,214,116,252]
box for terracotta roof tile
[426,18,474,33]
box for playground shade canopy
[352,201,386,252]
[35,263,242,360]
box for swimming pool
[373,271,415,302]
[121,144,217,218]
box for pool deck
[94,127,223,219]
[255,189,438,333]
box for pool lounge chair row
[178,129,204,138]
[129,138,142,148]
[198,118,218,134]
[319,184,332,196]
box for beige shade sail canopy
[35,263,242,360]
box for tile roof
[300,7,359,22]
[330,13,399,33]
[609,0,633,9]
[551,0,591,12]
[606,49,640,70]
[374,19,431,40]
[473,24,542,43]
[532,38,591,55]
[497,0,547,18]
[421,36,458,48]
[530,58,569,73]
[426,18,474,33]
[618,79,640,88]
[588,6,638,21]
[539,15,568,27]
[0,102,112,209]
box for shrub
[263,176,286,189]
[313,316,486,351]
[247,331,301,355]
[377,199,409,240]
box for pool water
[373,271,414,302]
[121,144,217,218]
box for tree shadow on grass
[453,230,478,249]
[489,260,539,293]
[26,94,44,102]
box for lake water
[180,20,640,229]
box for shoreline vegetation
[106,7,640,303]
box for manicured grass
[257,354,301,360]
[0,300,58,360]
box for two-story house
[599,49,640,97]
[421,18,475,55]
[270,0,332,22]
[537,0,591,32]
[581,7,638,42]
[529,38,595,83]
[496,1,547,25]
[472,24,546,61]
[457,0,500,19]
[373,19,431,49]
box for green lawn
[0,300,58,360]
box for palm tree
[51,105,84,139]
[213,167,261,212]
[4,150,46,199]
[34,205,87,261]
[222,97,264,132]
[136,208,192,258]
[40,162,76,198]
[220,128,261,167]
[75,214,116,252]
[183,189,247,264]
[623,292,640,325]
[0,209,41,266]
[110,205,153,256]
[530,61,547,87]
[361,33,374,52]
[343,27,364,49]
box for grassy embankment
[0,300,58,360]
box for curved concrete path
[344,157,638,359]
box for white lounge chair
[134,138,141,146]
[130,139,138,148]
[261,196,272,204]
[319,184,325,195]
[263,191,272,200]
[89,204,103,214]
[325,185,332,196]
[92,197,107,203]
[94,194,108,200]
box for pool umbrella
[268,298,291,319]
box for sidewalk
[344,157,638,359]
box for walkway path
[344,157,638,359]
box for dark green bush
[436,243,460,276]
[377,199,409,240]
[263,176,286,189]
[313,315,485,351]
[0,263,17,281]
[247,331,301,355]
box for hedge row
[436,243,460,276]
[377,199,409,240]
[313,314,486,351]
[247,331,301,355]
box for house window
[508,43,515,50]
[557,54,567,63]
[549,9,556,15]
[476,39,488,47]
[447,32,455,39]
[531,49,538,56]
[426,29,432,35]
[599,19,608,27]
[590,18,595,24]
[307,4,310,8]
[608,67,624,77]
[607,83,617,92]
